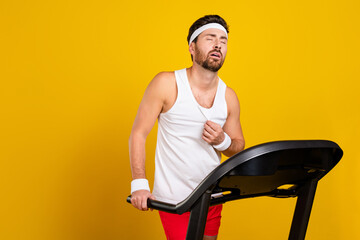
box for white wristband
[131,179,150,194]
[213,132,231,151]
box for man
[129,15,245,240]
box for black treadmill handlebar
[126,195,178,213]
[127,189,299,214]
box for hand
[130,190,156,211]
[202,120,225,145]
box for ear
[189,42,195,55]
[189,42,195,56]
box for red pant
[159,205,223,240]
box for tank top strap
[212,77,227,109]
[174,68,190,100]
[218,77,227,99]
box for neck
[187,64,219,90]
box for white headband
[189,23,228,46]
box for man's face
[191,28,228,72]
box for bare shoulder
[152,71,175,85]
[146,71,175,93]
[146,71,175,94]
[146,71,177,112]
[225,86,240,105]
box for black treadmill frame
[127,140,343,240]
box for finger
[131,198,138,208]
[206,120,216,128]
[203,129,212,138]
[204,123,216,134]
[206,121,221,131]
[204,126,219,140]
[203,130,214,142]
[131,197,137,207]
[132,197,143,211]
[202,135,211,143]
[141,199,148,211]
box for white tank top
[152,68,228,204]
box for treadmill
[127,140,343,240]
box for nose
[214,39,221,50]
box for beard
[194,47,225,72]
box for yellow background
[1,0,359,239]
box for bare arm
[129,72,175,210]
[221,87,245,157]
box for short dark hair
[187,15,229,45]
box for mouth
[209,51,221,59]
